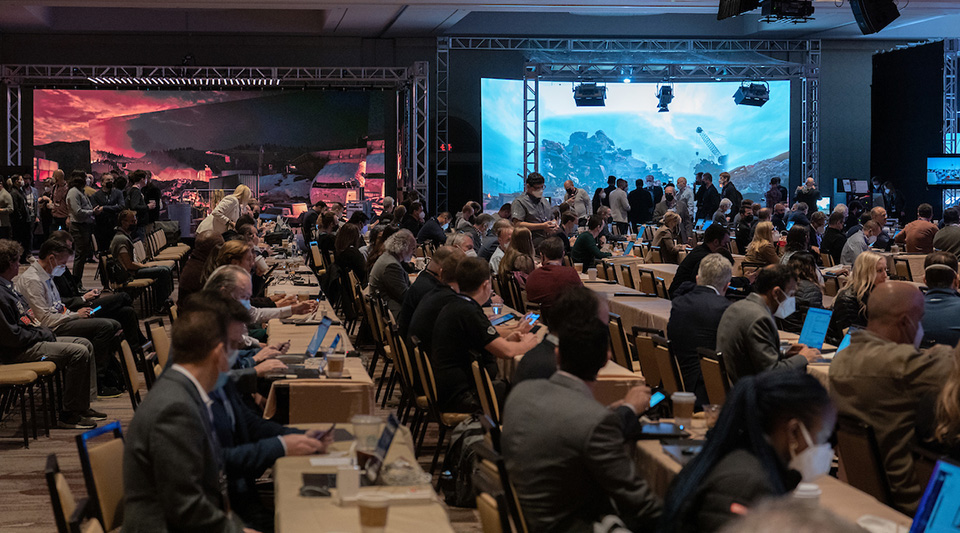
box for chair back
[474,459,510,533]
[655,276,670,299]
[823,273,841,297]
[168,304,178,323]
[893,258,912,281]
[820,252,835,267]
[391,323,422,396]
[637,269,657,294]
[595,261,608,280]
[117,340,142,410]
[310,242,323,270]
[618,263,635,290]
[471,360,501,425]
[75,422,125,531]
[607,314,635,372]
[45,454,77,533]
[836,415,893,506]
[909,443,943,490]
[647,246,663,263]
[631,326,663,388]
[652,335,684,394]
[730,240,740,256]
[561,255,573,267]
[697,348,729,405]
[145,318,169,369]
[132,240,147,263]
[410,337,440,407]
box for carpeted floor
[0,260,481,532]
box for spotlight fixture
[656,83,674,113]
[733,81,770,107]
[573,82,606,107]
[623,77,631,84]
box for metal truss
[5,84,20,166]
[534,63,804,82]
[410,61,430,204]
[446,38,813,54]
[435,38,450,211]
[523,65,539,177]
[945,39,959,155]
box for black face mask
[665,194,674,202]
[566,188,575,196]
[104,182,113,189]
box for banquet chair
[820,252,836,268]
[637,269,657,294]
[697,348,729,405]
[75,421,125,531]
[823,273,841,297]
[562,255,573,267]
[618,264,636,291]
[473,450,512,533]
[144,318,169,369]
[372,295,396,402]
[389,321,427,432]
[474,429,529,533]
[116,340,143,411]
[655,276,670,300]
[46,453,99,533]
[471,360,501,426]
[836,415,894,507]
[98,255,154,316]
[739,261,766,278]
[594,261,608,280]
[0,366,41,447]
[607,314,637,372]
[167,303,178,323]
[909,442,943,490]
[409,336,471,474]
[631,326,664,389]
[893,257,913,281]
[642,225,655,242]
[647,246,663,264]
[2,359,59,438]
[651,335,684,394]
[379,309,406,408]
[730,240,740,255]
[360,292,385,376]
[138,341,158,389]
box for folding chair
[0,366,41,447]
[144,318,169,370]
[651,335,684,394]
[46,453,100,533]
[697,348,729,405]
[410,336,471,474]
[116,340,143,410]
[75,421,125,531]
[607,314,637,372]
[472,360,502,426]
[836,415,893,507]
[631,326,664,388]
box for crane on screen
[696,127,728,169]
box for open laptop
[797,307,832,351]
[910,458,960,532]
[701,219,714,231]
[362,414,400,485]
[621,241,635,257]
[306,316,334,357]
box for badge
[487,326,497,336]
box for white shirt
[489,246,506,273]
[171,364,214,421]
[15,262,77,329]
[609,188,630,223]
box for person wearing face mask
[111,210,175,308]
[417,211,451,247]
[881,180,906,223]
[511,173,558,246]
[830,281,954,515]
[675,177,695,224]
[661,371,836,533]
[92,172,126,253]
[563,179,591,223]
[840,220,881,266]
[717,265,821,384]
[15,238,125,398]
[370,229,417,317]
[653,184,691,244]
[712,198,733,230]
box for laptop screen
[363,414,400,484]
[910,458,960,532]
[702,220,713,231]
[786,220,796,231]
[306,316,333,356]
[623,241,635,256]
[797,308,832,351]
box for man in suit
[601,175,617,208]
[717,265,820,383]
[669,223,732,298]
[695,173,720,221]
[122,291,249,532]
[502,318,662,532]
[644,175,663,206]
[608,178,631,235]
[830,282,953,514]
[718,172,742,223]
[628,178,654,227]
[667,253,732,407]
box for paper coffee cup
[793,482,822,506]
[588,268,597,281]
[337,465,360,499]
[326,354,345,378]
[357,493,390,533]
[671,392,696,430]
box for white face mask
[530,189,544,199]
[773,293,796,319]
[51,265,66,277]
[914,322,924,349]
[788,422,833,482]
[866,234,878,245]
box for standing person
[895,203,938,254]
[563,179,591,223]
[66,171,101,281]
[124,170,150,238]
[696,173,720,222]
[645,175,664,205]
[197,184,251,235]
[609,178,631,235]
[601,175,616,207]
[845,200,865,233]
[510,173,557,247]
[0,179,12,240]
[142,170,162,230]
[591,187,606,214]
[38,177,54,243]
[765,177,783,208]
[91,172,126,254]
[628,178,654,227]
[676,177,695,223]
[50,169,69,231]
[719,172,742,223]
[882,180,907,223]
[21,175,40,261]
[653,184,692,244]
[8,177,30,261]
[794,177,822,213]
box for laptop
[701,219,714,231]
[786,220,796,231]
[622,241,635,257]
[306,316,334,357]
[362,414,400,485]
[910,458,960,532]
[797,307,832,351]
[819,326,858,361]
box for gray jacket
[66,187,95,225]
[369,252,410,318]
[717,292,807,384]
[502,372,662,532]
[122,368,245,533]
[0,189,12,227]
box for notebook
[910,458,960,532]
[797,307,832,351]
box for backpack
[105,256,131,285]
[438,418,485,508]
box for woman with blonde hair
[197,184,252,234]
[744,221,779,265]
[498,227,536,282]
[828,250,886,343]
[916,346,960,459]
[647,211,683,264]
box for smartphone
[330,334,341,351]
[526,313,540,326]
[648,391,666,409]
[490,313,517,326]
[317,423,337,441]
[89,305,102,316]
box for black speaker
[850,0,900,35]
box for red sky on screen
[34,89,261,155]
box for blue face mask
[214,348,241,390]
[239,299,251,310]
[441,223,449,231]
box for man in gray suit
[502,318,662,532]
[122,292,249,533]
[717,265,820,384]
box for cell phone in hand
[89,306,102,316]
[526,313,540,326]
[317,423,337,440]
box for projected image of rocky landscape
[481,79,790,210]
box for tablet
[797,308,832,350]
[490,313,517,326]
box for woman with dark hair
[591,187,606,215]
[178,230,224,301]
[661,371,836,533]
[781,252,824,334]
[335,223,367,286]
[779,224,810,266]
[366,224,399,277]
[498,227,536,282]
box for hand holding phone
[88,305,102,316]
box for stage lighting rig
[734,81,770,107]
[717,0,813,22]
[573,82,606,107]
[656,83,674,113]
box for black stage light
[657,84,674,113]
[573,83,606,107]
[761,0,814,20]
[850,0,900,35]
[734,82,770,107]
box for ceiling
[0,0,957,40]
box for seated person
[406,250,468,355]
[497,228,536,283]
[571,214,612,272]
[16,238,124,397]
[895,203,938,254]
[921,252,960,347]
[669,223,734,298]
[399,246,460,338]
[524,236,582,315]
[744,221,779,266]
[820,211,848,265]
[661,371,836,533]
[111,209,174,305]
[830,281,954,514]
[488,223,513,274]
[554,212,578,257]
[840,220,881,266]
[667,254,732,408]
[314,211,338,259]
[915,345,960,461]
[417,211,451,247]
[778,224,811,266]
[933,207,960,258]
[595,206,626,243]
[369,229,416,318]
[502,318,662,532]
[480,218,511,261]
[712,198,733,230]
[0,238,101,429]
[827,251,886,345]
[779,252,824,335]
[717,265,820,384]
[178,230,224,301]
[647,211,684,264]
[333,222,367,287]
[429,257,538,412]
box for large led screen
[33,89,388,206]
[481,79,790,210]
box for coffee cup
[357,493,390,533]
[326,353,345,378]
[671,392,696,430]
[337,465,360,499]
[793,482,822,506]
[588,268,597,281]
[703,404,722,429]
[351,415,382,453]
[297,293,308,302]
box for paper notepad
[309,451,353,467]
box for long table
[274,423,454,533]
[634,419,912,529]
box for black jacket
[628,188,654,224]
[417,217,447,246]
[696,184,721,221]
[669,245,734,298]
[821,227,848,264]
[666,286,731,407]
[828,288,868,345]
[0,277,56,357]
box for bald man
[829,281,954,515]
[563,180,591,221]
